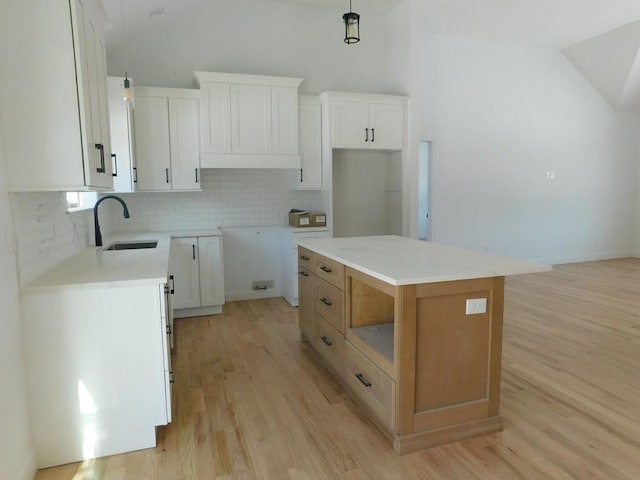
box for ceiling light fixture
[121,0,134,102]
[343,0,360,44]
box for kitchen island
[297,235,551,454]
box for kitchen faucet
[93,195,130,247]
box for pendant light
[121,0,134,102]
[343,0,360,44]
[123,72,132,102]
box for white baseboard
[530,250,634,266]
[173,305,223,318]
[225,289,282,302]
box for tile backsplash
[11,192,91,286]
[102,169,323,233]
[9,169,323,285]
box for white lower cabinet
[21,281,173,469]
[169,235,225,317]
[282,228,330,306]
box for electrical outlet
[252,280,274,290]
[465,298,487,315]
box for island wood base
[298,244,507,454]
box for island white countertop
[22,228,222,293]
[297,235,551,286]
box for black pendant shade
[343,0,360,44]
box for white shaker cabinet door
[198,236,225,307]
[330,100,369,149]
[298,97,322,190]
[134,96,172,191]
[169,237,201,309]
[169,97,200,190]
[230,84,272,154]
[271,87,299,155]
[75,0,113,188]
[200,82,231,154]
[368,103,405,151]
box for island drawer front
[345,342,395,430]
[314,279,345,333]
[315,314,346,374]
[298,246,314,270]
[313,253,344,290]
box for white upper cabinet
[194,71,303,168]
[272,87,300,155]
[297,96,322,190]
[321,92,408,151]
[0,0,113,191]
[199,83,231,154]
[230,84,272,154]
[133,87,201,192]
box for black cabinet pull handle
[365,128,369,142]
[320,336,333,346]
[195,168,199,183]
[320,297,332,306]
[192,244,196,260]
[95,143,105,173]
[320,265,332,273]
[371,128,375,143]
[356,373,371,387]
[298,270,309,277]
[169,274,175,294]
[111,153,118,177]
[165,168,170,183]
[300,255,310,261]
[300,168,303,182]
[133,167,138,183]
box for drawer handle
[298,270,309,277]
[320,297,332,306]
[356,373,372,388]
[320,265,332,273]
[300,255,310,261]
[320,336,333,346]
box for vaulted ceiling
[100,0,640,109]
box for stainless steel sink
[103,240,158,251]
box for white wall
[0,122,37,480]
[418,34,640,263]
[107,0,407,96]
[332,150,402,237]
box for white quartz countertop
[22,229,222,292]
[297,235,551,286]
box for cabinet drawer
[313,253,344,290]
[298,246,314,270]
[345,342,395,430]
[314,279,345,333]
[315,314,345,374]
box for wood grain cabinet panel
[315,314,346,374]
[313,253,345,289]
[298,247,506,455]
[314,279,345,333]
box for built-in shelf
[351,323,394,364]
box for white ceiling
[102,0,640,49]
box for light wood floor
[35,258,640,479]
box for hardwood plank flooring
[34,258,640,479]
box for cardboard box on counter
[288,210,326,228]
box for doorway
[418,141,431,241]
